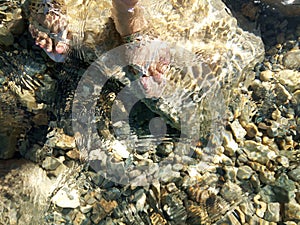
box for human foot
[112,0,170,97]
[111,0,147,37]
[29,3,70,62]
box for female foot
[111,0,170,97]
[29,2,70,62]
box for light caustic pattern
[72,39,226,186]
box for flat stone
[52,188,80,209]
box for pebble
[237,165,254,180]
[250,174,261,192]
[223,131,239,156]
[272,174,296,203]
[42,156,62,171]
[288,166,300,182]
[274,83,292,104]
[48,163,68,177]
[264,202,280,222]
[112,140,130,159]
[91,204,106,224]
[55,134,76,150]
[158,164,180,183]
[259,169,276,184]
[284,199,300,220]
[275,155,289,168]
[73,212,88,225]
[243,140,272,164]
[52,188,80,209]
[244,123,261,138]
[66,149,81,160]
[80,205,92,214]
[292,90,300,105]
[98,198,118,213]
[224,166,237,182]
[283,50,300,70]
[276,70,300,92]
[230,119,247,142]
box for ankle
[112,0,147,37]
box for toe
[55,42,69,54]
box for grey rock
[288,166,300,182]
[156,142,174,156]
[91,205,107,224]
[271,174,296,203]
[259,185,277,202]
[274,83,292,105]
